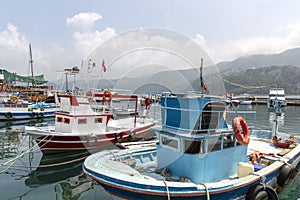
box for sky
[1,0,300,81]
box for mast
[200,58,208,92]
[200,58,204,92]
[29,44,36,87]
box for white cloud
[0,23,75,81]
[211,21,300,62]
[66,12,102,32]
[83,28,216,79]
[0,23,29,74]
[0,23,27,51]
[66,12,117,59]
[72,27,116,58]
[193,34,215,62]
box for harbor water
[0,104,300,200]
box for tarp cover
[0,69,47,85]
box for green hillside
[222,65,300,95]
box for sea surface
[0,104,300,200]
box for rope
[163,180,170,200]
[0,155,87,169]
[0,134,55,173]
[199,183,210,200]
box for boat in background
[83,92,300,200]
[231,94,257,105]
[0,95,59,121]
[88,90,152,118]
[267,88,287,110]
[25,93,155,154]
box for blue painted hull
[0,110,57,121]
[83,145,300,200]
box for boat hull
[83,135,300,200]
[0,109,57,121]
[28,123,155,154]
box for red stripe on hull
[35,124,155,154]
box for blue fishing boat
[83,93,300,200]
[0,100,59,121]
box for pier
[232,95,300,106]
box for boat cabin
[156,94,247,183]
[55,95,112,134]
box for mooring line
[0,155,88,169]
[0,134,55,173]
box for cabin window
[184,140,205,154]
[161,135,179,151]
[78,118,87,124]
[95,118,103,124]
[64,118,70,124]
[207,136,222,152]
[223,135,235,149]
[57,117,63,123]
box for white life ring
[87,135,98,146]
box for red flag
[102,60,106,72]
[202,82,208,91]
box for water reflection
[0,129,22,159]
[24,150,117,199]
[25,152,87,188]
[269,111,285,127]
[0,118,54,160]
[0,118,54,129]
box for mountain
[222,65,300,95]
[47,47,300,95]
[217,48,300,72]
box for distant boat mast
[29,44,36,87]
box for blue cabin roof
[155,93,247,183]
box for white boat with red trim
[25,94,155,154]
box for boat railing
[226,110,257,129]
[150,103,257,136]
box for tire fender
[246,183,278,200]
[277,164,293,187]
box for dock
[232,95,300,106]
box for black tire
[115,133,123,142]
[246,183,278,200]
[4,112,13,118]
[38,112,44,118]
[29,112,35,118]
[277,164,293,187]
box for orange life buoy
[233,116,250,145]
[145,98,152,109]
[103,90,112,103]
[10,96,18,104]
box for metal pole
[29,44,35,87]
